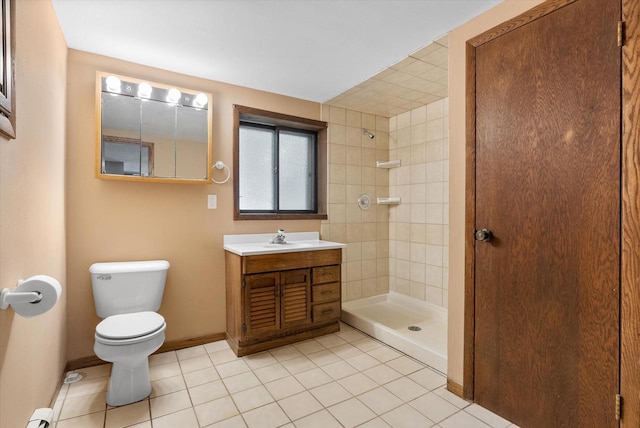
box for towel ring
[212,161,231,184]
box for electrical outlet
[207,194,217,209]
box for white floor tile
[65,377,109,399]
[382,404,435,428]
[352,337,384,352]
[152,408,199,428]
[410,392,459,423]
[345,353,381,371]
[253,363,290,383]
[189,379,229,405]
[241,402,290,428]
[337,372,378,395]
[327,397,376,428]
[306,349,341,366]
[176,345,207,361]
[315,334,348,349]
[294,367,333,389]
[309,382,352,407]
[439,411,492,428]
[210,348,239,365]
[367,346,402,363]
[150,374,186,398]
[194,396,240,426]
[270,345,305,362]
[223,371,262,394]
[206,414,248,427]
[243,351,279,370]
[293,339,326,355]
[358,417,393,427]
[217,359,251,378]
[204,340,231,354]
[149,351,177,367]
[278,391,323,421]
[105,400,150,428]
[292,409,342,428]
[358,387,404,415]
[231,385,275,413]
[150,389,191,418]
[183,366,220,388]
[265,376,306,400]
[281,356,317,374]
[56,411,105,428]
[385,356,424,375]
[408,368,446,391]
[384,377,428,402]
[148,362,181,382]
[363,364,402,384]
[321,360,358,380]
[180,354,214,374]
[58,391,106,420]
[330,343,361,359]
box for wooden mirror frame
[95,71,213,184]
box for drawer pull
[321,290,332,295]
[321,309,334,315]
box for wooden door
[280,269,311,328]
[473,0,621,426]
[244,272,280,339]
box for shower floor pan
[341,292,447,374]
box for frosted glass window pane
[239,126,274,210]
[279,130,315,211]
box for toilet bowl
[89,260,170,407]
[93,311,166,406]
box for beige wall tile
[330,106,346,125]
[346,110,362,128]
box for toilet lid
[96,311,165,340]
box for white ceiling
[51,0,500,103]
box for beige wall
[0,1,68,427]
[66,50,322,361]
[321,106,390,302]
[448,0,546,384]
[389,99,449,307]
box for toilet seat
[95,311,166,346]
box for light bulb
[137,82,152,98]
[105,75,121,93]
[193,93,208,108]
[166,88,181,104]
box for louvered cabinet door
[280,269,311,329]
[243,273,280,339]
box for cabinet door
[244,273,280,339]
[280,269,311,329]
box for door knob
[475,229,493,242]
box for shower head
[362,128,375,139]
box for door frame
[463,0,640,425]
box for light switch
[207,194,217,209]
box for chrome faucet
[269,229,286,244]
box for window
[234,105,327,220]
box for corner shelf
[376,160,401,168]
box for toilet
[89,260,170,406]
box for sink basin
[263,242,314,249]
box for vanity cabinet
[225,248,342,356]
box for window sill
[235,213,328,221]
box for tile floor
[51,323,518,428]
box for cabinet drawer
[312,265,340,285]
[312,301,341,323]
[312,283,340,303]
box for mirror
[96,72,212,183]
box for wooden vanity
[225,247,342,356]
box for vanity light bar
[101,75,207,110]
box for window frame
[233,105,327,221]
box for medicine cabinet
[96,72,213,183]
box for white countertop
[223,232,345,256]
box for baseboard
[64,332,226,372]
[447,378,464,398]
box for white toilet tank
[90,260,170,318]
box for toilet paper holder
[0,275,62,317]
[0,281,42,309]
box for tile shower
[322,98,449,373]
